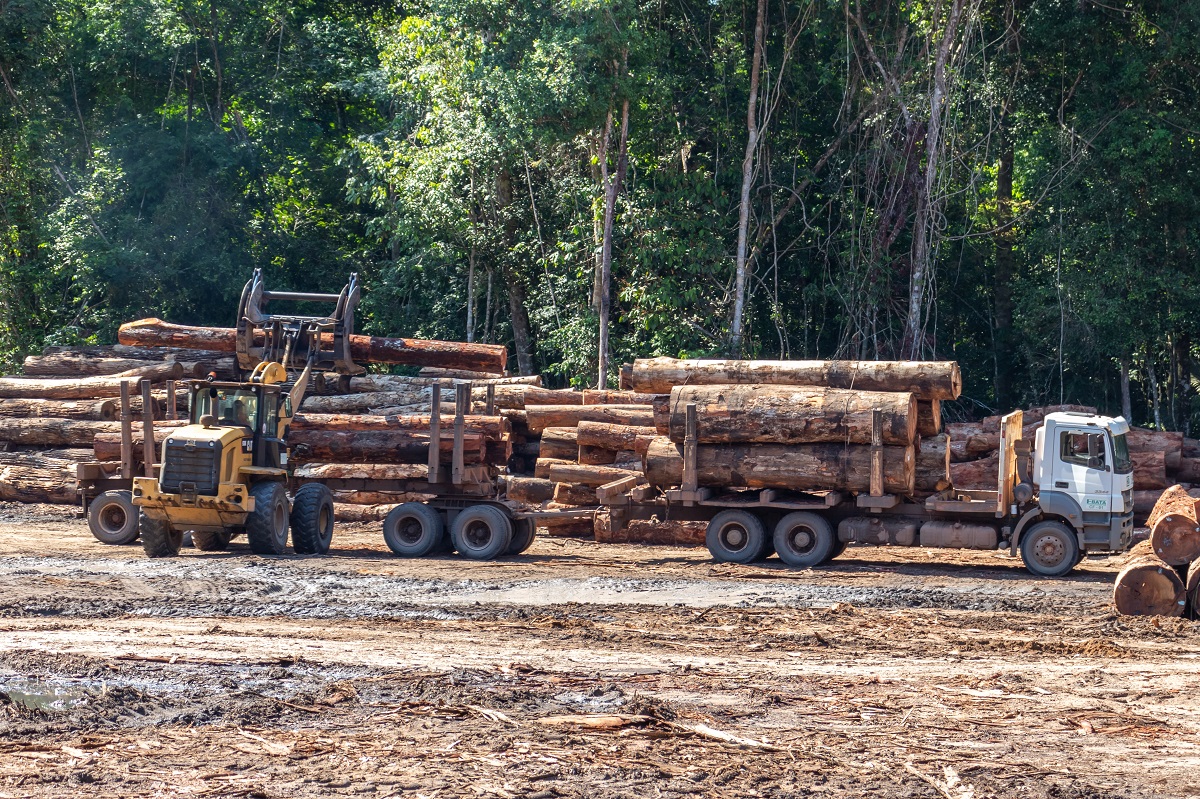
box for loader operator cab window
[1060,430,1107,471]
[194,388,259,430]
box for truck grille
[159,440,220,496]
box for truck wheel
[246,482,290,556]
[774,512,835,568]
[140,513,182,558]
[191,530,233,551]
[291,484,335,555]
[506,518,536,555]
[88,491,139,545]
[1020,520,1079,577]
[451,505,512,560]
[706,510,767,564]
[383,503,444,557]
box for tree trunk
[537,513,596,537]
[915,433,952,493]
[576,421,658,456]
[292,413,507,440]
[1146,485,1200,565]
[343,373,540,391]
[505,477,556,505]
[577,445,616,465]
[980,404,1096,428]
[0,398,117,421]
[553,482,599,506]
[525,405,655,434]
[547,462,641,487]
[595,515,706,547]
[0,418,127,446]
[534,458,578,479]
[23,353,235,379]
[1174,458,1200,483]
[949,453,1000,490]
[417,368,504,380]
[330,490,434,505]
[117,318,508,373]
[0,365,184,399]
[538,427,579,461]
[287,430,486,465]
[292,463,429,482]
[1125,427,1184,454]
[1120,358,1133,422]
[0,453,78,504]
[598,96,630,389]
[1132,450,1169,490]
[644,437,915,494]
[1187,558,1200,620]
[993,112,1016,408]
[628,357,961,400]
[581,389,661,405]
[90,424,188,461]
[916,400,942,437]
[334,503,402,523]
[518,388,585,406]
[45,344,229,361]
[667,384,917,445]
[729,0,767,356]
[1112,540,1186,616]
[300,391,441,415]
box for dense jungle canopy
[1,0,1197,427]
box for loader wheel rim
[99,504,128,534]
[464,520,493,549]
[1031,532,1066,568]
[718,523,749,552]
[273,501,288,542]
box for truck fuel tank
[919,521,998,549]
[838,517,918,546]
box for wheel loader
[132,270,362,558]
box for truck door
[1052,429,1114,513]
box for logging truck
[600,408,1134,577]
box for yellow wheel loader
[133,270,362,558]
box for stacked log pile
[1113,486,1200,618]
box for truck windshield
[193,387,258,429]
[1111,433,1133,474]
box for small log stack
[1113,486,1200,617]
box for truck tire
[291,484,335,555]
[191,530,233,551]
[140,513,182,558]
[88,491,139,545]
[383,503,444,557]
[507,518,536,555]
[1020,520,1079,577]
[451,505,512,560]
[246,482,290,556]
[706,510,767,564]
[773,512,836,568]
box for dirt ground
[1,502,1198,798]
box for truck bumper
[1108,510,1134,552]
[132,477,252,529]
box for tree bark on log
[0,365,183,399]
[292,463,429,481]
[948,453,1000,490]
[417,367,505,380]
[576,422,658,456]
[581,390,661,405]
[1146,485,1200,566]
[538,428,579,461]
[916,400,942,437]
[553,482,599,506]
[628,357,962,400]
[1174,458,1200,483]
[506,477,556,505]
[536,514,596,537]
[334,503,401,523]
[339,374,538,392]
[534,458,577,479]
[1188,559,1200,620]
[526,405,654,434]
[301,391,439,414]
[0,398,117,421]
[330,490,433,505]
[644,437,915,494]
[667,384,917,445]
[1113,540,1186,616]
[578,445,617,466]
[981,405,1096,427]
[518,388,584,406]
[292,413,507,440]
[287,430,486,465]
[915,433,952,493]
[595,513,705,546]
[88,422,191,461]
[23,353,236,378]
[547,463,641,487]
[45,344,229,361]
[0,454,79,504]
[1132,450,1169,490]
[1126,427,1184,454]
[119,318,508,373]
[0,418,126,446]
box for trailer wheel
[706,510,767,564]
[88,491,139,545]
[246,482,290,556]
[773,512,836,568]
[383,503,445,558]
[140,513,182,558]
[191,530,233,551]
[451,505,512,560]
[291,484,335,555]
[507,518,536,555]
[1020,520,1079,577]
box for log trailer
[599,408,1135,577]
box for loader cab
[188,382,284,470]
[1032,412,1134,552]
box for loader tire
[140,513,182,558]
[191,530,233,551]
[291,484,334,555]
[247,482,290,556]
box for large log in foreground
[667,384,916,445]
[628,357,962,400]
[0,452,79,504]
[1113,540,1186,616]
[1146,485,1200,566]
[0,365,183,399]
[644,437,915,494]
[0,398,118,421]
[119,318,508,373]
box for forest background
[1,0,1197,428]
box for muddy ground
[0,502,1198,798]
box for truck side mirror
[1087,455,1106,470]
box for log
[538,427,580,461]
[915,433,952,493]
[418,367,505,380]
[948,453,999,490]
[577,445,616,465]
[287,430,486,465]
[292,413,507,440]
[1113,540,1186,617]
[547,463,641,487]
[119,318,508,373]
[89,423,191,461]
[506,477,556,505]
[526,405,655,434]
[1188,559,1200,620]
[301,391,438,414]
[667,384,917,445]
[292,463,429,482]
[644,437,915,494]
[1132,450,1169,490]
[22,448,96,463]
[330,490,433,505]
[1185,438,1200,459]
[981,405,1096,428]
[534,458,576,479]
[44,344,229,361]
[518,388,584,406]
[536,512,595,537]
[1174,458,1200,484]
[334,503,400,523]
[0,418,124,446]
[652,395,670,435]
[23,353,236,379]
[0,398,117,421]
[1126,427,1184,454]
[582,390,661,405]
[627,357,962,400]
[0,452,79,504]
[576,422,658,456]
[553,482,599,506]
[595,513,705,546]
[916,400,942,437]
[0,365,183,399]
[1145,485,1200,566]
